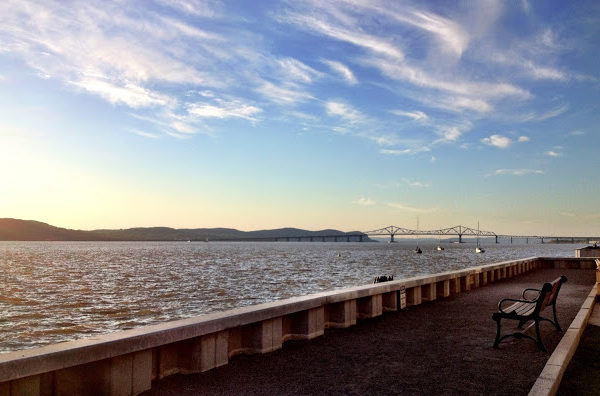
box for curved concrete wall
[0,257,595,396]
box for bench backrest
[537,275,567,314]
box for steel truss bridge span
[362,225,590,244]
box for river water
[0,240,581,353]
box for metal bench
[492,275,567,351]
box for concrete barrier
[0,257,595,396]
[528,285,598,396]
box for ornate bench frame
[492,275,567,351]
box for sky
[0,0,599,236]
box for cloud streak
[388,202,438,213]
[489,169,545,177]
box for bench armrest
[498,297,533,313]
[522,288,540,300]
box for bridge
[363,225,600,244]
[206,226,598,244]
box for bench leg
[493,316,502,348]
[492,316,546,351]
[535,320,546,352]
[552,304,562,332]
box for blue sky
[0,0,599,236]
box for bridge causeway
[364,225,600,244]
[208,226,598,244]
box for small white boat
[475,221,485,253]
[436,236,444,250]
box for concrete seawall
[0,257,596,395]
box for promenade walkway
[143,268,595,395]
[557,305,600,395]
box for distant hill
[0,218,101,241]
[0,218,371,242]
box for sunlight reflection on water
[0,241,578,353]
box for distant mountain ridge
[0,218,370,241]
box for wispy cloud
[355,197,376,206]
[70,78,175,109]
[434,123,471,143]
[403,179,430,188]
[257,81,313,105]
[388,202,437,213]
[157,0,222,17]
[186,100,262,121]
[489,169,545,177]
[277,58,323,84]
[281,12,405,61]
[545,150,562,157]
[321,59,357,85]
[127,128,160,139]
[280,1,529,119]
[390,9,469,57]
[520,105,568,122]
[380,147,430,156]
[325,101,365,124]
[391,110,428,121]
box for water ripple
[0,241,576,353]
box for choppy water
[0,240,580,353]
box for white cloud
[388,202,437,213]
[355,197,376,206]
[490,169,545,176]
[521,105,568,122]
[545,150,562,157]
[277,58,322,84]
[403,179,430,188]
[434,125,466,143]
[570,130,585,136]
[156,0,221,17]
[482,134,530,148]
[321,59,357,84]
[380,147,430,155]
[186,100,262,121]
[257,81,313,105]
[70,78,175,109]
[391,110,428,121]
[127,128,160,139]
[389,9,469,57]
[482,134,513,148]
[325,101,364,124]
[280,12,405,60]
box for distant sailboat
[476,221,485,253]
[436,235,444,250]
[415,217,422,254]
